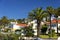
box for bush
[24,26,34,37]
[48,29,55,37]
[52,29,55,37]
[41,26,47,34]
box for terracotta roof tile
[46,19,60,24]
[16,23,27,27]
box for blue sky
[0,0,60,19]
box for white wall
[58,24,60,27]
[13,25,21,31]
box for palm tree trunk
[37,20,41,37]
[56,16,58,36]
[49,13,52,37]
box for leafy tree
[1,16,9,27]
[17,18,26,23]
[0,19,3,26]
[9,19,16,22]
[28,8,48,37]
[17,19,22,23]
[41,24,48,35]
[24,26,34,37]
[48,29,55,37]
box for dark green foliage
[24,26,34,37]
[17,19,22,23]
[28,8,48,37]
[9,19,16,22]
[0,16,9,27]
[48,30,52,37]
[17,18,26,23]
[48,29,55,37]
[52,29,55,37]
[41,25,47,34]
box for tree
[46,6,54,37]
[28,8,47,37]
[53,7,60,36]
[24,26,34,37]
[17,19,22,23]
[41,24,48,35]
[9,19,16,22]
[17,18,26,23]
[1,16,9,27]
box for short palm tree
[28,8,47,37]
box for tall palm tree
[46,6,54,37]
[53,7,60,36]
[28,8,47,37]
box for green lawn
[39,34,58,38]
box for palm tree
[46,6,54,37]
[28,8,47,37]
[53,7,60,36]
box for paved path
[41,38,57,40]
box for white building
[13,23,27,31]
[28,20,45,36]
[46,19,60,33]
[28,16,60,35]
[10,22,28,36]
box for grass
[39,34,58,38]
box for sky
[0,0,60,19]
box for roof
[16,23,27,27]
[46,19,60,24]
